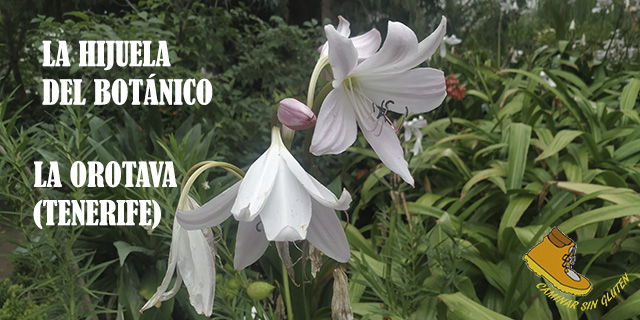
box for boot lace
[562,246,576,270]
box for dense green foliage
[1,0,639,319]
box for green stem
[282,262,294,320]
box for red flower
[445,74,466,100]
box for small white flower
[500,0,519,13]
[569,19,575,31]
[510,49,524,64]
[141,196,216,316]
[202,180,210,190]
[404,116,427,155]
[539,71,557,88]
[177,127,352,270]
[440,34,462,58]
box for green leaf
[535,130,583,161]
[342,222,377,258]
[556,181,640,204]
[506,123,531,189]
[461,167,506,200]
[620,78,640,112]
[601,287,640,320]
[558,203,639,233]
[114,241,153,267]
[498,194,536,253]
[438,292,513,320]
[64,11,89,21]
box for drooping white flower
[141,196,216,316]
[404,116,427,155]
[310,17,447,186]
[569,19,576,31]
[439,34,462,58]
[177,127,352,270]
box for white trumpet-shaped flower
[310,17,447,186]
[404,116,427,155]
[141,196,216,316]
[177,127,352,270]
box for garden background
[1,0,639,319]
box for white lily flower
[440,34,462,58]
[141,196,216,316]
[404,116,427,155]
[310,17,447,186]
[177,127,352,269]
[569,19,576,31]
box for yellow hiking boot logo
[523,227,592,296]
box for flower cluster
[445,74,466,100]
[142,15,448,317]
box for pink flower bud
[278,98,316,130]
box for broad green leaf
[498,194,536,253]
[506,123,531,189]
[620,78,640,112]
[558,203,639,233]
[601,287,640,320]
[535,130,583,161]
[343,222,377,258]
[439,292,513,320]
[556,181,640,204]
[461,167,506,200]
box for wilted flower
[440,34,462,58]
[404,116,427,155]
[141,196,216,316]
[177,127,352,270]
[278,98,316,130]
[310,17,447,185]
[331,266,353,320]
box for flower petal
[325,25,358,85]
[354,21,419,74]
[234,217,270,270]
[359,68,446,114]
[336,16,351,37]
[259,161,312,241]
[351,28,382,61]
[279,144,352,210]
[177,181,239,230]
[357,115,414,185]
[306,199,350,262]
[231,131,281,221]
[176,227,216,316]
[310,86,358,155]
[439,43,447,58]
[140,222,180,313]
[356,17,447,75]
